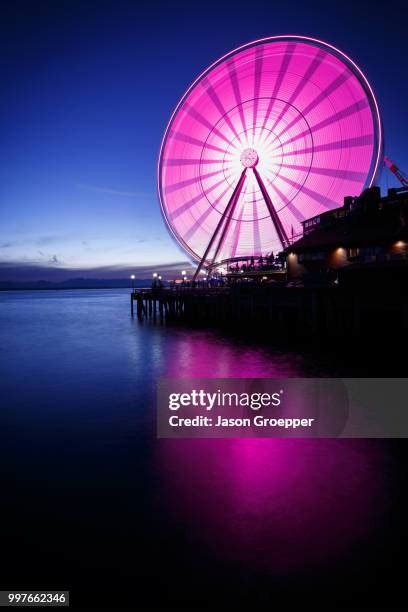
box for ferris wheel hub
[240,148,259,168]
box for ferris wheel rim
[158,34,384,263]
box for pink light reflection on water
[163,331,308,378]
[158,438,388,572]
[157,331,389,573]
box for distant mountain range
[0,278,156,290]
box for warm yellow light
[395,241,406,248]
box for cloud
[19,251,62,266]
[36,235,65,246]
[1,235,70,251]
[76,183,154,198]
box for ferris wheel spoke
[280,162,367,183]
[226,58,247,134]
[275,69,352,141]
[259,129,281,149]
[170,130,226,155]
[202,78,240,141]
[253,167,289,249]
[259,42,296,136]
[277,133,374,158]
[184,184,231,241]
[277,98,370,152]
[166,168,222,194]
[252,46,264,137]
[277,173,338,209]
[184,102,233,147]
[164,157,224,166]
[171,177,226,219]
[266,179,306,222]
[269,48,326,134]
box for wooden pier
[131,285,408,340]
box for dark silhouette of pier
[131,281,408,341]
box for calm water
[0,289,406,607]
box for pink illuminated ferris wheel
[158,36,383,278]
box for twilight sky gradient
[1,0,407,280]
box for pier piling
[130,285,407,341]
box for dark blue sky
[1,0,407,280]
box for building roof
[286,188,408,253]
[288,222,406,252]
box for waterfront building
[285,186,408,286]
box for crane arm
[384,155,408,188]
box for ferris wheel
[158,35,383,278]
